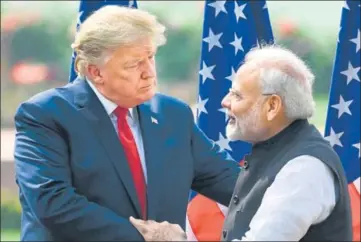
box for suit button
[222,230,227,238]
[233,195,239,204]
[243,160,249,169]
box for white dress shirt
[234,155,336,241]
[87,80,147,183]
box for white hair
[245,45,316,120]
[71,5,167,77]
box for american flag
[186,1,274,240]
[68,0,137,83]
[324,1,360,240]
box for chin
[139,88,156,103]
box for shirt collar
[86,79,135,119]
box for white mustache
[225,110,237,124]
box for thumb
[130,216,145,227]
[130,216,148,235]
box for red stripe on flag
[187,194,225,241]
[348,183,360,241]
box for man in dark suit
[13,5,240,241]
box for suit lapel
[71,78,142,217]
[138,100,165,220]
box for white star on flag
[208,1,227,17]
[331,95,353,118]
[344,1,350,10]
[263,2,268,9]
[218,107,228,123]
[199,61,216,84]
[353,143,360,158]
[215,133,232,152]
[340,62,360,84]
[77,11,84,26]
[325,127,344,148]
[230,33,244,55]
[234,2,247,22]
[196,96,209,117]
[226,67,237,82]
[203,28,223,52]
[350,29,360,53]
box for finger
[130,216,145,225]
[174,224,182,231]
[129,217,148,231]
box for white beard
[226,101,266,143]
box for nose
[141,58,156,79]
[221,93,231,109]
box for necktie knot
[114,106,128,120]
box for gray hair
[71,5,167,77]
[245,45,316,120]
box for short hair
[244,45,316,120]
[71,5,166,77]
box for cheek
[231,101,248,117]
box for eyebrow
[123,58,141,66]
[124,52,155,65]
[229,88,242,96]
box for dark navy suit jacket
[14,79,240,241]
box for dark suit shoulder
[15,82,76,113]
[145,93,195,131]
[152,93,193,115]
[153,93,190,108]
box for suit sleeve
[187,107,241,206]
[14,102,144,241]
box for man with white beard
[129,45,353,241]
[220,45,352,241]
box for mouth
[227,114,236,125]
[140,84,153,90]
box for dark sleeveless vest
[222,119,352,241]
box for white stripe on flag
[353,177,360,194]
[186,215,198,241]
[216,202,228,217]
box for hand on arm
[187,107,240,206]
[130,217,187,241]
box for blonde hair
[244,45,316,120]
[71,5,167,77]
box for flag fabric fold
[324,1,360,241]
[187,1,273,240]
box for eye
[126,62,140,69]
[229,89,242,100]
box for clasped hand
[130,216,187,241]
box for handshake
[130,217,187,241]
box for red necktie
[114,107,147,219]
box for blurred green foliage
[1,189,21,230]
[276,27,336,95]
[155,13,202,83]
